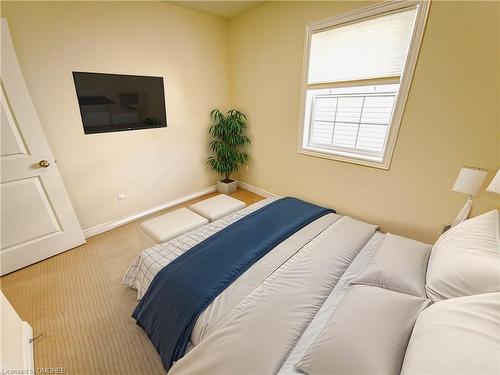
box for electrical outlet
[117,192,126,201]
[246,165,249,171]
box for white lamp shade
[486,169,500,194]
[452,167,488,196]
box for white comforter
[278,232,385,374]
[124,199,378,374]
[168,215,377,374]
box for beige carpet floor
[1,189,264,374]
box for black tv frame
[72,71,167,134]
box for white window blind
[299,2,429,168]
[308,85,398,156]
[308,8,417,84]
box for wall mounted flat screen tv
[72,72,167,134]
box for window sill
[297,146,391,170]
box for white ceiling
[169,1,265,19]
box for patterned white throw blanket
[123,198,277,299]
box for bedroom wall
[229,1,500,243]
[1,1,230,230]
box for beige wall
[1,1,229,230]
[229,1,500,243]
[2,1,498,243]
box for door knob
[39,160,50,168]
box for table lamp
[486,169,500,194]
[451,167,488,227]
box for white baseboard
[83,185,217,238]
[237,181,276,198]
[82,182,273,239]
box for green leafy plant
[207,109,250,182]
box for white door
[0,18,84,275]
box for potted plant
[207,109,250,194]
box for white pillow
[294,285,429,375]
[401,292,500,375]
[353,233,431,297]
[426,209,500,301]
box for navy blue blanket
[132,197,333,371]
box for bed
[123,197,500,375]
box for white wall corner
[237,181,276,198]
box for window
[298,1,430,169]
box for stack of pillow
[294,209,499,375]
[402,209,499,375]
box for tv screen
[72,72,167,134]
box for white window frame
[297,0,430,169]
